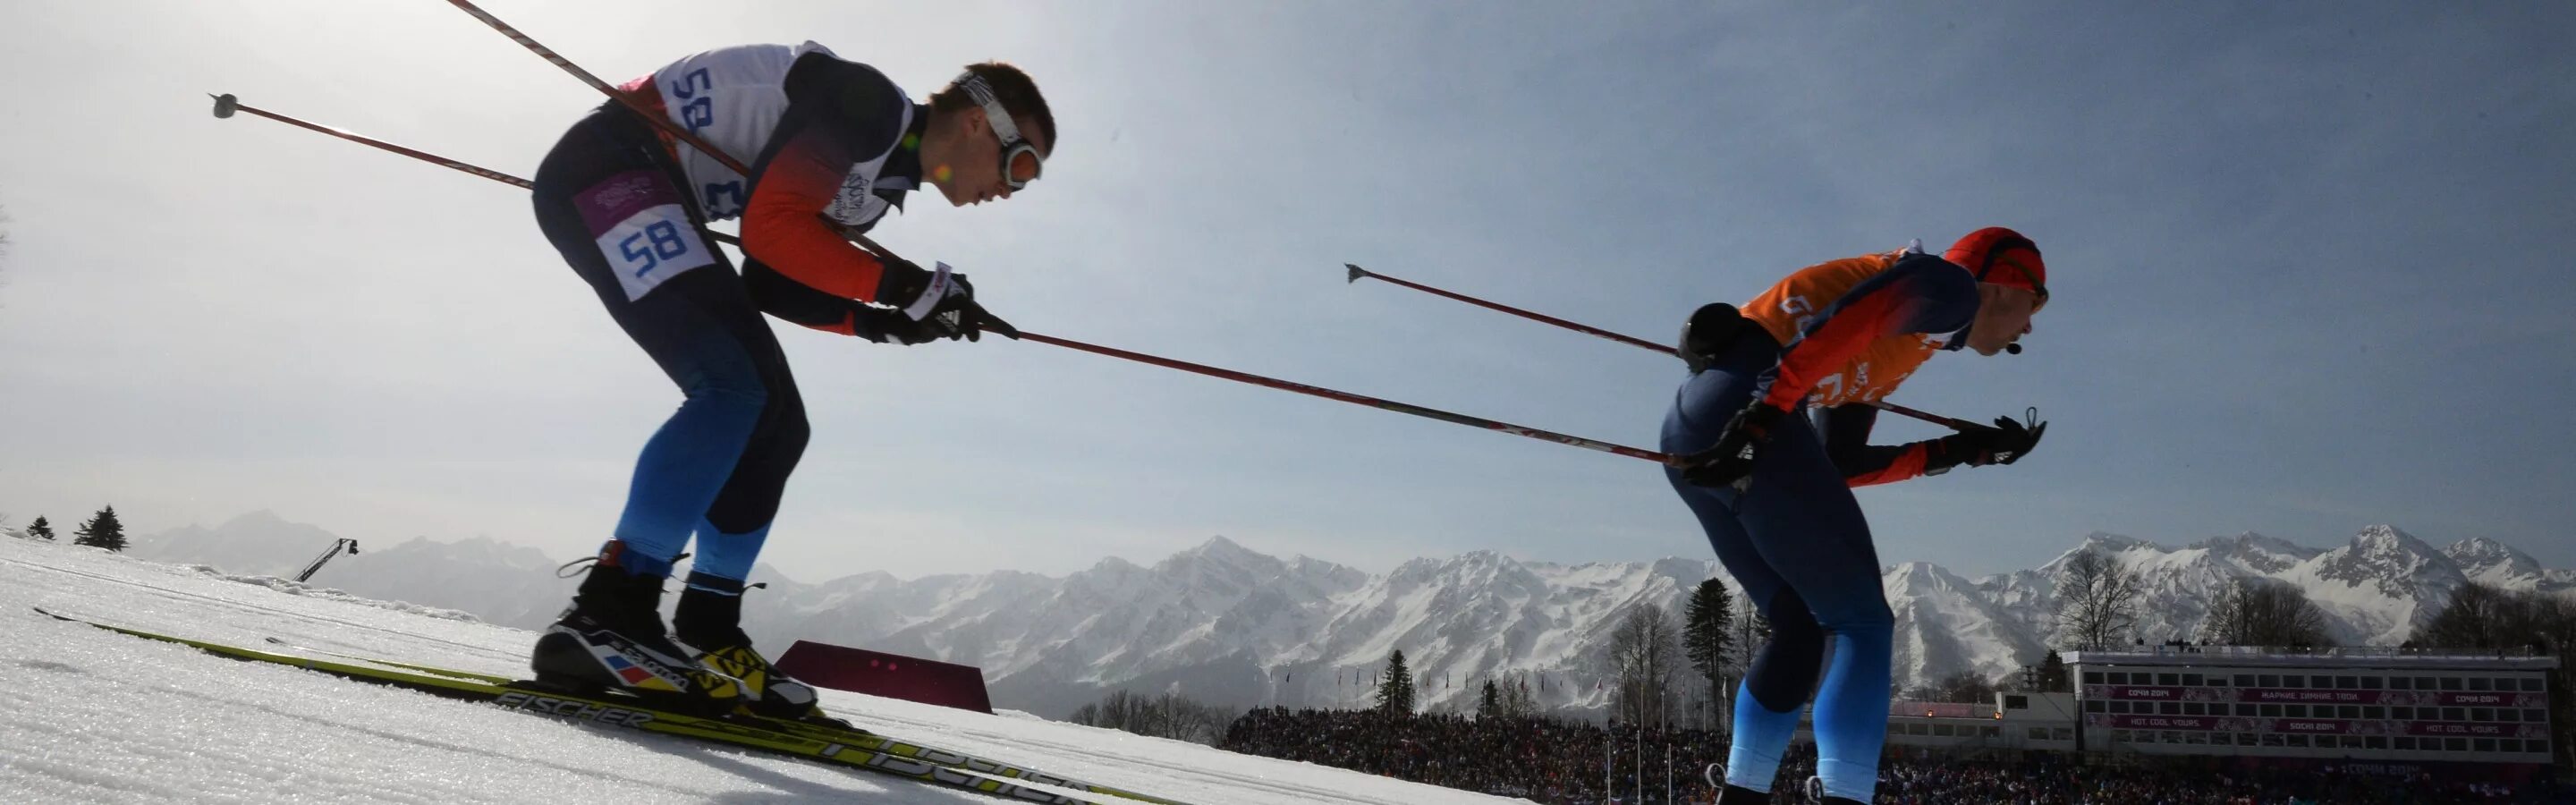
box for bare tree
[1905,670,2003,703]
[1601,603,1683,727]
[1066,687,1233,745]
[2416,582,2525,650]
[2053,549,2145,651]
[2199,578,2330,648]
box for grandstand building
[1876,691,2080,754]
[2065,645,2556,778]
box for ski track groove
[847,708,1395,805]
[2,556,526,661]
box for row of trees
[1065,687,1234,745]
[5,505,128,551]
[2056,547,2331,649]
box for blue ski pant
[1660,334,1892,801]
[529,105,798,582]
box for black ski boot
[673,572,843,727]
[530,544,744,715]
[1706,764,1769,803]
[1807,775,1865,804]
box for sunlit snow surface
[0,537,1519,804]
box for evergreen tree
[26,516,54,540]
[1375,649,1416,716]
[72,505,127,552]
[1682,579,1735,726]
[2037,649,2072,692]
[1477,679,1502,719]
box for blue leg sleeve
[688,517,771,584]
[609,382,763,574]
[1724,676,1798,792]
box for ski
[254,634,1191,805]
[37,607,1175,805]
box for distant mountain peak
[2186,531,2322,573]
[2077,531,2163,554]
[2351,523,2434,551]
[2445,537,2543,584]
[1159,535,1272,571]
[2189,530,2312,555]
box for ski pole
[429,1,1674,464]
[1348,263,1677,355]
[1344,263,1984,431]
[208,94,747,248]
[1012,332,1675,464]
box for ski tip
[1344,263,1367,284]
[211,93,238,119]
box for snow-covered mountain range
[122,513,2573,720]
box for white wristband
[902,261,954,321]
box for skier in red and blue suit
[1669,228,2050,803]
[524,41,1053,718]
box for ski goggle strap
[1990,250,2048,309]
[1975,239,2049,310]
[957,72,1042,190]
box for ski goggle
[958,72,1042,190]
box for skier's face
[932,107,1049,208]
[1965,284,2038,356]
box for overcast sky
[3,2,2570,582]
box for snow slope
[0,536,1518,805]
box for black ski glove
[848,305,935,345]
[1677,402,1790,490]
[1925,411,2047,474]
[874,259,1019,343]
[920,273,1018,343]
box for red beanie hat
[1945,226,2047,304]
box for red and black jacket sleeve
[1814,404,1962,487]
[735,54,911,335]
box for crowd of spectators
[1218,707,2573,804]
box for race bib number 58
[575,171,716,301]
